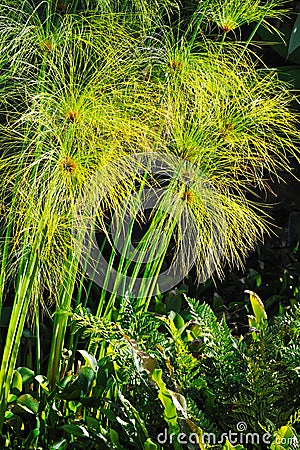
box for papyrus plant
[0,0,298,434]
[0,3,161,422]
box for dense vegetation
[0,0,300,448]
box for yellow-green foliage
[0,2,299,298]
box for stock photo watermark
[157,422,299,447]
[77,152,226,297]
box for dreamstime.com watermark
[157,422,299,447]
[77,152,226,297]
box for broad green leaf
[110,429,127,450]
[23,328,35,338]
[57,374,73,389]
[16,367,35,384]
[23,428,40,446]
[277,426,294,438]
[16,394,39,414]
[35,375,49,392]
[8,394,18,403]
[11,370,22,395]
[270,425,298,450]
[118,391,149,437]
[50,439,68,450]
[248,315,260,341]
[68,401,79,412]
[288,15,300,57]
[151,369,178,428]
[78,349,98,372]
[166,294,181,313]
[277,63,300,92]
[101,407,117,422]
[173,313,185,330]
[110,428,120,444]
[4,411,14,419]
[248,315,257,327]
[144,438,159,449]
[86,416,100,432]
[78,366,95,393]
[245,290,267,328]
[61,424,89,437]
[155,298,166,315]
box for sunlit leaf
[49,439,68,450]
[11,370,22,395]
[245,290,267,328]
[288,15,300,57]
[16,367,35,385]
[16,394,39,414]
[60,424,89,437]
[78,350,98,372]
[144,438,159,449]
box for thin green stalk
[0,44,49,408]
[142,217,177,301]
[238,16,265,61]
[35,303,41,376]
[95,179,146,321]
[185,0,211,50]
[237,2,279,63]
[0,118,35,317]
[0,219,13,316]
[110,181,147,299]
[120,0,130,13]
[130,200,178,302]
[47,252,79,389]
[0,225,45,431]
[96,239,117,319]
[66,276,85,365]
[217,31,227,55]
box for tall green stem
[0,225,45,431]
[47,252,79,389]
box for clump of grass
[0,4,161,415]
[206,0,289,33]
[151,40,300,278]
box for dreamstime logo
[157,422,299,447]
[76,152,226,297]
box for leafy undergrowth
[1,295,299,449]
